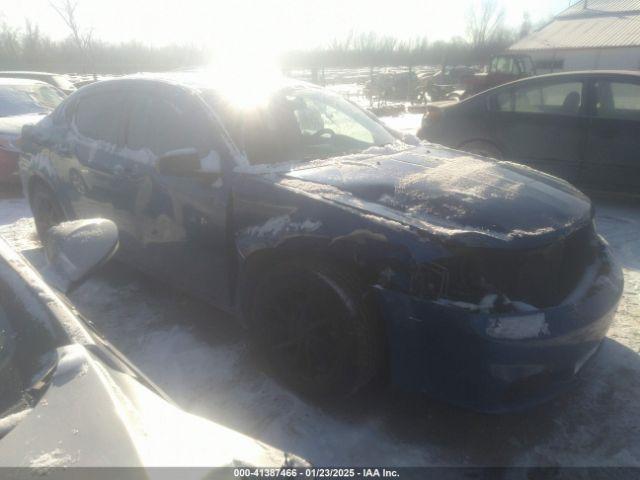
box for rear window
[594,80,640,121]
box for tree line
[0,0,544,75]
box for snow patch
[486,313,550,340]
[244,215,321,238]
[29,448,76,469]
[435,294,539,314]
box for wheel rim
[258,273,347,385]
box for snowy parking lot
[0,137,639,467]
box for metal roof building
[509,0,640,72]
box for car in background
[0,79,66,183]
[19,73,623,412]
[419,65,477,101]
[450,53,536,100]
[0,218,305,469]
[418,71,640,198]
[0,71,77,95]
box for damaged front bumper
[374,239,623,413]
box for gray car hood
[0,344,297,470]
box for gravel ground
[0,181,638,467]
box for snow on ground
[380,113,424,136]
[1,157,639,467]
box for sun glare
[203,47,284,110]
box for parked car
[0,78,66,183]
[418,70,640,198]
[19,74,623,412]
[0,71,77,95]
[419,65,477,102]
[0,217,305,468]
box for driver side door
[123,88,233,305]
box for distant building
[509,0,640,73]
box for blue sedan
[18,74,623,412]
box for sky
[2,0,573,54]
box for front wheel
[249,260,383,397]
[30,183,65,239]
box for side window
[493,81,583,116]
[494,90,513,112]
[126,95,150,151]
[293,95,374,144]
[75,92,126,143]
[594,80,640,121]
[131,95,210,156]
[493,57,514,74]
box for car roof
[0,77,53,87]
[459,70,640,103]
[0,71,59,78]
[73,71,316,98]
[492,70,640,91]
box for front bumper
[375,242,623,413]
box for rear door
[490,78,588,184]
[70,90,143,252]
[581,76,640,196]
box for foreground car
[19,73,623,411]
[0,218,305,468]
[418,71,640,198]
[0,78,66,183]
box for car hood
[277,145,592,248]
[0,344,304,470]
[0,113,47,137]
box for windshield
[0,286,59,439]
[204,86,397,165]
[0,84,66,117]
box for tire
[460,140,503,160]
[30,183,65,240]
[249,259,383,398]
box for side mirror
[157,148,221,180]
[41,219,118,293]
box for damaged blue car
[18,73,623,412]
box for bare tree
[49,0,93,68]
[466,0,506,49]
[0,21,21,59]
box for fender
[232,204,422,323]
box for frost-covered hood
[279,145,592,246]
[0,113,46,137]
